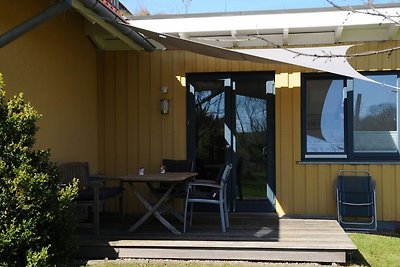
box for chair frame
[59,162,123,235]
[183,164,232,233]
[163,159,194,173]
[336,169,377,232]
[155,159,195,222]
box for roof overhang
[128,5,400,48]
[72,0,154,51]
[0,0,146,50]
[127,5,400,88]
[72,0,142,50]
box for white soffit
[128,6,400,46]
[129,7,400,33]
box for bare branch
[326,0,400,25]
[253,35,400,58]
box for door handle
[262,146,268,156]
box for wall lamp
[160,86,169,115]
[160,98,169,114]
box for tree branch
[326,0,400,25]
[254,35,400,59]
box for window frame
[301,71,400,162]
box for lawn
[349,233,400,266]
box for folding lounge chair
[336,170,377,231]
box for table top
[117,172,198,183]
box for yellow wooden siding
[396,165,400,221]
[0,0,98,168]
[99,42,400,220]
[292,84,306,215]
[126,51,141,213]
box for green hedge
[0,73,78,266]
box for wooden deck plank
[118,249,346,263]
[81,239,356,250]
[79,247,346,263]
[77,213,356,263]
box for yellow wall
[99,42,400,221]
[0,0,98,169]
[2,2,399,221]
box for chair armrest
[88,174,107,187]
[87,179,104,189]
[193,179,215,184]
[188,181,221,189]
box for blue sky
[123,0,397,15]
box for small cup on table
[160,165,166,174]
[138,167,144,176]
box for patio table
[117,172,197,234]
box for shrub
[0,73,78,266]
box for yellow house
[1,0,400,228]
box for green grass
[349,233,400,267]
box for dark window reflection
[354,74,398,153]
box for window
[353,75,398,154]
[302,72,400,160]
[305,78,345,155]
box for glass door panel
[235,80,268,201]
[232,78,275,212]
[192,79,228,180]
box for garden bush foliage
[0,73,78,266]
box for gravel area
[84,259,341,267]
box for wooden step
[78,240,348,263]
[77,215,356,264]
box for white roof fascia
[128,7,400,35]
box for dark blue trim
[301,71,400,162]
[186,71,276,212]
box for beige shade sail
[129,24,386,85]
[234,46,374,82]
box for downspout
[78,0,155,51]
[0,0,72,48]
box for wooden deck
[77,213,357,264]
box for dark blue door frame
[186,72,276,212]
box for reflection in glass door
[187,73,275,212]
[235,80,269,210]
[191,79,228,181]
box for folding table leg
[147,183,185,223]
[127,182,181,234]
